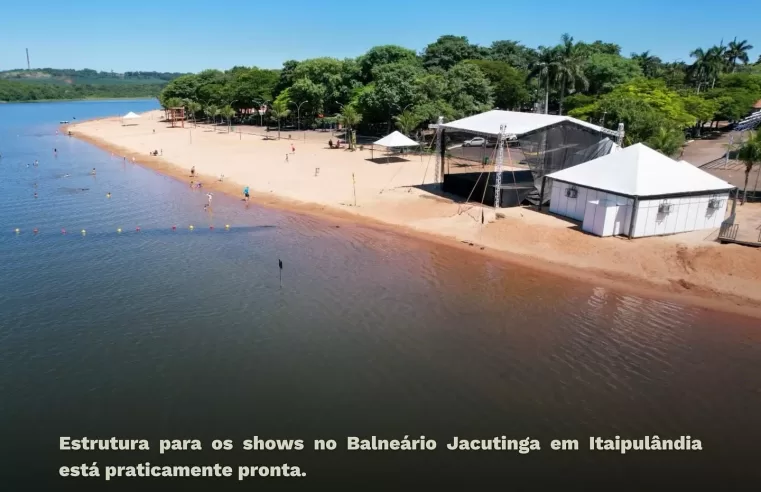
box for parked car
[463,137,486,147]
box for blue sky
[1,0,759,73]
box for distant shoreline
[0,97,157,104]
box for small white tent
[371,131,420,161]
[374,131,419,148]
[121,111,141,126]
[544,143,734,238]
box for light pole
[291,100,308,131]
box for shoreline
[65,114,761,320]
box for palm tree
[647,127,685,158]
[554,33,589,115]
[725,37,754,72]
[737,131,761,204]
[205,105,219,126]
[270,99,290,139]
[220,106,235,132]
[527,46,558,114]
[688,46,724,92]
[394,110,422,136]
[631,50,661,78]
[338,105,362,150]
[185,100,201,127]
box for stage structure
[431,110,624,208]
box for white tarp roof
[440,110,606,137]
[374,131,419,148]
[546,143,734,197]
[123,111,141,119]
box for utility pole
[26,48,30,70]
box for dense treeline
[0,68,185,85]
[0,79,164,101]
[160,34,760,155]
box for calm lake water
[0,100,759,490]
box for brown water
[1,101,760,490]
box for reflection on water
[0,100,760,488]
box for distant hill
[0,68,187,86]
[0,68,188,102]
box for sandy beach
[68,110,761,316]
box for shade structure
[123,111,141,119]
[440,110,607,138]
[546,143,733,197]
[374,131,419,148]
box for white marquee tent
[543,143,735,238]
[371,131,420,161]
[439,109,610,137]
[121,111,141,126]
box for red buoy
[61,229,66,234]
[209,225,214,230]
[136,226,141,232]
[172,225,176,230]
[33,228,39,234]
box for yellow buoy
[117,228,122,233]
[14,228,20,234]
[81,229,86,235]
[189,225,194,230]
[225,224,230,229]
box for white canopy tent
[543,143,735,238]
[440,110,614,138]
[121,111,141,126]
[374,131,419,147]
[370,131,421,161]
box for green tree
[584,53,642,95]
[466,60,531,110]
[554,34,589,115]
[527,46,559,114]
[646,126,685,157]
[270,98,290,139]
[688,45,726,92]
[358,45,419,82]
[630,51,661,78]
[737,131,761,204]
[487,40,537,70]
[338,105,362,149]
[444,63,494,118]
[160,74,200,102]
[205,105,219,125]
[423,35,485,71]
[220,105,235,132]
[725,38,754,72]
[681,94,719,135]
[163,97,184,109]
[394,110,423,136]
[185,100,202,127]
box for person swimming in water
[106,192,111,198]
[33,192,38,198]
[90,168,96,175]
[64,173,70,178]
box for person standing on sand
[291,144,295,154]
[191,166,196,177]
[243,186,250,202]
[207,193,213,206]
[285,154,289,163]
[190,180,194,189]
